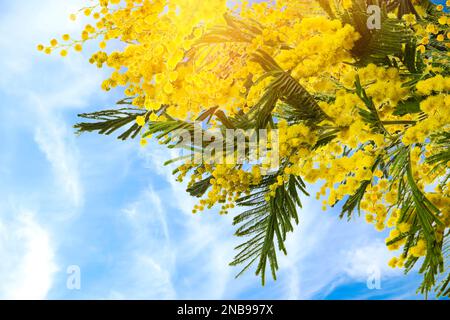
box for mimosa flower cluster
[40,0,450,295]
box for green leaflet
[231,174,308,285]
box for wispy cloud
[114,186,177,299]
[342,240,400,281]
[0,211,58,299]
[33,99,84,208]
[0,0,108,298]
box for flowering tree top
[40,0,450,297]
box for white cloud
[342,240,400,280]
[0,0,111,210]
[0,0,110,299]
[279,191,330,299]
[0,212,58,299]
[277,204,413,300]
[107,187,177,299]
[0,0,109,212]
[0,0,89,86]
[108,175,239,299]
[32,99,84,208]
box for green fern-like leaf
[75,107,146,140]
[231,174,308,285]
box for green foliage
[341,156,383,219]
[75,107,146,140]
[437,233,450,297]
[355,75,389,135]
[197,13,262,45]
[249,67,328,129]
[231,173,308,285]
[391,0,420,19]
[427,132,450,186]
[386,146,444,296]
[393,98,422,116]
[342,0,419,71]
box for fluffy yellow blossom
[140,138,148,147]
[41,0,450,296]
[136,116,146,127]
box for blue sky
[0,0,432,300]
